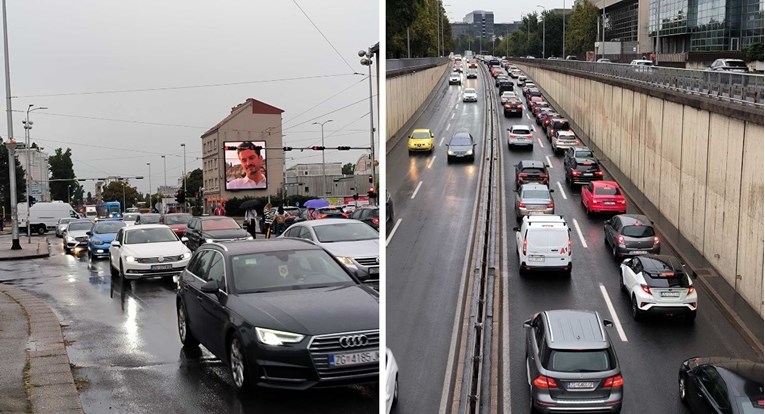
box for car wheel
[88,250,93,262]
[393,375,399,406]
[37,225,46,235]
[631,295,643,321]
[229,335,251,392]
[447,156,452,164]
[612,245,620,260]
[519,262,527,277]
[120,263,126,284]
[679,376,688,404]
[177,302,199,348]
[110,259,118,276]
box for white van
[18,202,80,235]
[514,215,572,275]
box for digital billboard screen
[224,141,267,191]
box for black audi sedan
[175,238,379,392]
[183,216,252,251]
[679,357,763,413]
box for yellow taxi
[407,128,435,154]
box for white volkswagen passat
[109,224,191,281]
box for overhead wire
[292,0,359,74]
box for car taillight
[617,235,625,245]
[371,217,379,224]
[523,239,527,256]
[532,375,558,389]
[545,120,550,125]
[526,135,532,139]
[547,203,554,208]
[516,104,523,109]
[757,400,764,407]
[618,199,626,204]
[571,170,581,176]
[688,286,696,295]
[603,375,624,388]
[518,202,526,208]
[592,199,599,204]
[640,284,651,295]
[519,173,528,177]
[595,171,604,176]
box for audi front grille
[308,330,379,380]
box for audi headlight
[182,252,191,260]
[125,256,136,263]
[336,256,355,266]
[447,150,455,156]
[205,238,214,243]
[90,238,103,245]
[466,149,474,155]
[255,327,304,346]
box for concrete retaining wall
[520,65,764,316]
[386,64,449,142]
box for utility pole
[181,143,186,212]
[562,0,567,58]
[2,0,20,250]
[538,6,546,59]
[312,120,332,198]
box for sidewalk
[0,234,83,413]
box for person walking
[213,203,225,216]
[272,206,287,236]
[244,206,257,239]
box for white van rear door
[526,229,569,265]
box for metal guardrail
[386,58,450,77]
[510,58,765,107]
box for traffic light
[310,146,325,151]
[28,195,36,206]
[283,146,293,151]
[353,193,359,201]
[368,175,373,184]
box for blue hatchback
[87,219,126,261]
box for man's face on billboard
[238,149,263,180]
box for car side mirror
[201,280,219,294]
[513,227,520,232]
[110,240,121,247]
[523,319,535,328]
[691,271,698,279]
[549,189,554,193]
[603,319,614,327]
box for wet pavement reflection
[0,238,377,413]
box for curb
[0,239,50,261]
[0,284,83,414]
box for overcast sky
[445,0,574,24]
[2,0,379,195]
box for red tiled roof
[201,98,284,138]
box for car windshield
[59,218,74,225]
[231,249,355,293]
[94,222,125,234]
[595,186,621,196]
[547,350,613,372]
[139,215,161,224]
[313,222,378,243]
[622,225,655,237]
[123,213,139,221]
[725,60,747,68]
[124,227,178,244]
[464,89,476,94]
[522,190,551,199]
[68,222,93,231]
[574,150,594,158]
[202,218,240,231]
[165,215,192,225]
[450,137,473,146]
[513,128,531,135]
[411,131,431,139]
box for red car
[527,96,543,111]
[531,101,551,116]
[581,181,627,215]
[160,213,193,237]
[491,68,500,78]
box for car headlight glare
[182,252,191,260]
[246,236,254,240]
[205,238,214,243]
[466,149,473,155]
[255,327,304,346]
[447,150,455,155]
[125,256,136,263]
[336,256,355,266]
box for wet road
[0,238,376,414]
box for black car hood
[231,285,378,336]
[203,228,249,239]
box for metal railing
[510,58,765,107]
[386,58,450,77]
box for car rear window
[527,229,568,248]
[595,186,621,196]
[575,163,600,172]
[557,135,577,142]
[521,190,551,200]
[552,120,570,129]
[547,350,614,372]
[574,150,594,158]
[521,167,546,175]
[645,271,690,288]
[621,225,655,237]
[512,128,531,135]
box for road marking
[599,284,629,342]
[556,181,568,200]
[537,138,544,148]
[572,218,588,248]
[545,155,553,168]
[440,137,445,146]
[451,113,455,120]
[386,218,402,246]
[411,181,423,199]
[455,104,459,109]
[446,123,451,131]
[427,156,436,169]
[526,113,531,119]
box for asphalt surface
[0,240,376,414]
[387,63,762,414]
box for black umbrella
[239,199,261,210]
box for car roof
[556,130,576,136]
[695,358,764,387]
[198,216,235,221]
[637,255,685,273]
[123,224,170,231]
[523,215,566,224]
[591,180,619,188]
[206,238,320,255]
[451,131,472,139]
[518,159,546,168]
[615,214,652,225]
[511,125,531,130]
[411,128,432,134]
[543,310,608,350]
[162,213,191,216]
[292,218,364,227]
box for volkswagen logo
[338,335,368,348]
[157,256,165,263]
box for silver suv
[524,310,623,413]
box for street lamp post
[537,6,546,58]
[23,104,47,243]
[2,0,20,250]
[67,185,71,204]
[161,155,166,213]
[359,48,377,205]
[180,143,186,212]
[312,120,332,198]
[146,162,151,210]
[562,0,566,58]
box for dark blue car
[87,219,126,261]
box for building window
[305,186,309,193]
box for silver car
[56,217,75,238]
[63,219,94,254]
[279,219,380,283]
[551,130,581,155]
[462,88,478,102]
[507,125,534,149]
[515,184,555,222]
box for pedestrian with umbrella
[240,199,261,239]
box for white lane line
[537,138,545,148]
[545,155,553,168]
[427,156,436,169]
[446,123,451,131]
[455,104,459,109]
[556,181,568,200]
[599,284,629,342]
[572,218,588,248]
[411,181,423,199]
[451,113,455,120]
[530,125,536,132]
[526,113,531,119]
[440,137,445,146]
[386,218,402,246]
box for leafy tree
[48,148,80,203]
[342,163,355,175]
[0,141,27,218]
[101,180,141,208]
[746,43,763,62]
[184,168,202,199]
[565,0,598,57]
[386,0,451,58]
